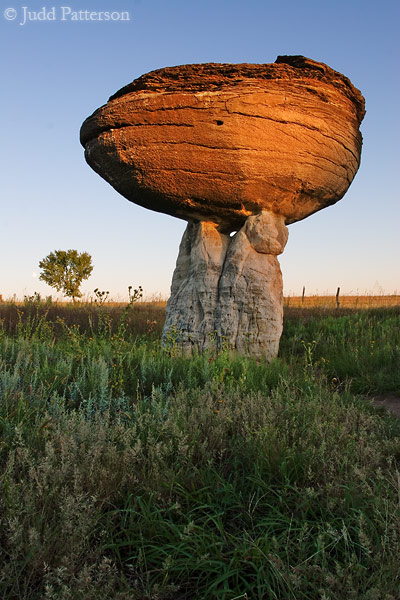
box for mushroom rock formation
[80,55,365,359]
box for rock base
[162,212,288,360]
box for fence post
[302,286,305,304]
[336,287,340,308]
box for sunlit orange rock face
[80,56,365,359]
[80,55,364,232]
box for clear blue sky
[1,0,399,300]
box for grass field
[0,297,399,599]
[284,295,400,309]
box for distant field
[3,294,399,309]
[284,294,400,308]
[91,295,400,309]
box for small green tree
[39,249,93,302]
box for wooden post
[336,287,340,308]
[302,286,305,304]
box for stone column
[216,211,288,360]
[162,211,288,360]
[162,221,230,351]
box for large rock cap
[80,55,365,231]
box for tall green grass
[281,307,400,394]
[0,301,399,599]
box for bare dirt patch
[372,394,400,418]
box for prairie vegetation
[0,296,399,599]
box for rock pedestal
[80,55,365,361]
[163,211,288,359]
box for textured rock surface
[216,213,288,358]
[81,56,365,360]
[163,221,229,351]
[163,212,288,359]
[81,55,365,232]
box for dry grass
[284,294,400,309]
[2,294,398,310]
